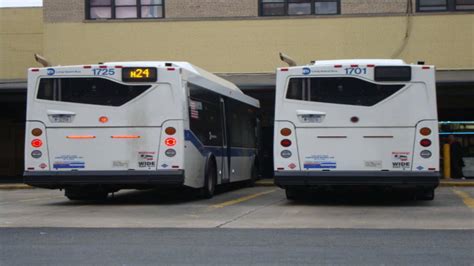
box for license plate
[49,115,73,123]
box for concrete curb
[439,180,474,187]
[0,184,33,190]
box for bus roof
[311,59,406,66]
[105,61,260,108]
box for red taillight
[167,68,176,71]
[31,139,43,148]
[165,137,177,146]
[351,64,358,67]
[281,139,292,147]
[99,65,107,69]
[83,66,92,69]
[280,128,292,136]
[367,64,375,68]
[334,65,342,68]
[420,139,432,147]
[31,69,39,72]
[280,68,289,72]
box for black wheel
[285,188,298,200]
[415,188,435,201]
[65,188,108,201]
[200,162,216,199]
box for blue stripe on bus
[184,130,255,157]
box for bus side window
[286,78,304,100]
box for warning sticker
[138,152,156,168]
[392,152,410,169]
[53,155,85,169]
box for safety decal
[392,152,410,169]
[138,151,156,168]
[304,155,337,169]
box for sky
[0,0,42,7]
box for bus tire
[65,187,108,201]
[200,160,216,199]
[285,188,298,200]
[415,188,435,201]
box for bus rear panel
[273,60,440,199]
[24,64,186,189]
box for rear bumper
[274,171,440,188]
[24,170,185,188]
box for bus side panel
[229,151,256,182]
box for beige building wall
[42,14,474,74]
[166,0,257,18]
[0,8,43,80]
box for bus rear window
[286,77,404,106]
[374,66,411,82]
[37,78,151,106]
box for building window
[417,0,474,11]
[260,0,340,16]
[87,0,164,20]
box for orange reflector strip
[66,135,96,139]
[111,135,141,139]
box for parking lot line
[211,189,277,209]
[452,189,474,209]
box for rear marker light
[351,64,358,67]
[351,116,359,123]
[165,149,176,157]
[420,139,432,147]
[99,116,109,123]
[165,127,176,135]
[277,167,284,170]
[31,150,42,159]
[420,127,431,136]
[428,168,436,171]
[422,66,430,70]
[172,165,179,169]
[99,65,107,69]
[32,128,43,136]
[165,138,177,146]
[281,139,292,147]
[281,150,292,158]
[66,136,96,139]
[420,150,432,158]
[111,135,140,139]
[334,65,342,68]
[115,66,123,68]
[167,68,176,71]
[281,68,289,72]
[367,64,375,68]
[280,128,292,136]
[31,139,43,148]
[31,69,39,72]
[83,66,92,69]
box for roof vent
[165,62,173,67]
[417,61,425,65]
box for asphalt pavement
[1,185,473,265]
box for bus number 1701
[345,67,367,75]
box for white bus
[273,59,440,200]
[24,61,260,200]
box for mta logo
[47,68,55,76]
[302,67,311,75]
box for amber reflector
[32,128,43,136]
[165,127,176,135]
[280,128,292,136]
[420,127,431,136]
[99,116,109,123]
